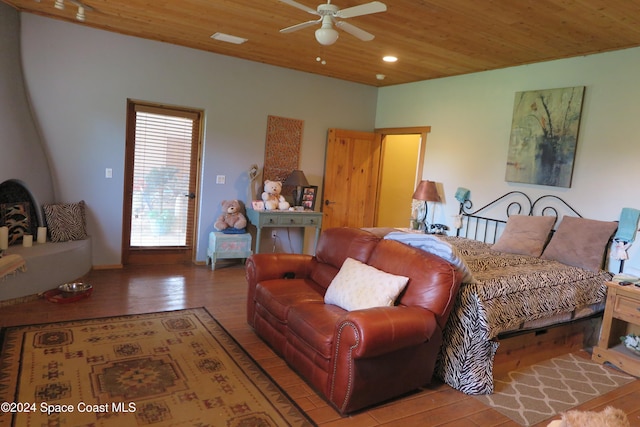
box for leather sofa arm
[335,306,438,359]
[245,253,315,283]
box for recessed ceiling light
[210,32,248,45]
[383,56,398,63]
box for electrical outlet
[271,231,277,239]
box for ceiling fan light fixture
[315,27,339,45]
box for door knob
[184,193,196,199]
[324,199,336,206]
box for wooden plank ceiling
[4,0,640,87]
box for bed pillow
[491,215,555,257]
[43,200,88,242]
[541,216,617,271]
[324,257,409,311]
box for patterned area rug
[0,308,314,426]
[474,353,635,426]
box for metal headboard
[456,191,582,244]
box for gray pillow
[541,216,617,271]
[492,215,555,257]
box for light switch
[105,168,112,178]
[216,175,226,184]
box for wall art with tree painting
[505,86,585,187]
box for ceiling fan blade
[278,0,319,15]
[335,20,375,41]
[280,19,321,33]
[335,1,387,19]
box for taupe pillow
[492,215,555,257]
[541,216,617,272]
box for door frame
[372,126,430,225]
[121,99,204,265]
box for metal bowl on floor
[58,282,92,297]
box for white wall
[376,47,640,273]
[0,4,54,211]
[18,14,377,266]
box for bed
[383,191,617,395]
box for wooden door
[122,100,203,265]
[322,129,381,229]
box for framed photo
[251,200,264,210]
[301,186,318,210]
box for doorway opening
[122,100,203,265]
[374,127,428,228]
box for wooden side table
[246,209,322,254]
[592,281,640,376]
[206,232,252,270]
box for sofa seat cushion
[255,279,324,323]
[287,303,345,361]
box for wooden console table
[246,209,322,254]
[592,281,640,376]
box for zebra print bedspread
[434,236,612,395]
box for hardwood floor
[1,263,639,426]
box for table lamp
[412,180,441,231]
[284,170,309,207]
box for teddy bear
[214,199,247,233]
[261,180,290,211]
[546,406,629,427]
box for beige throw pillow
[492,215,556,257]
[324,257,409,311]
[541,216,617,271]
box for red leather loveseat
[245,227,462,414]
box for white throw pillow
[324,257,409,311]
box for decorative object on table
[620,333,640,356]
[283,169,309,206]
[247,163,261,202]
[412,180,440,232]
[261,180,290,211]
[505,86,585,188]
[301,185,318,210]
[213,200,247,234]
[0,309,312,426]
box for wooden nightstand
[592,281,640,376]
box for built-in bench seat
[0,238,92,302]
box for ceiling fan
[279,0,387,46]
